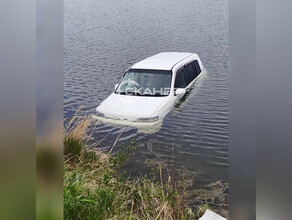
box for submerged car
[95,52,205,129]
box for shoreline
[64,114,228,219]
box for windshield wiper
[152,93,168,97]
[117,91,143,96]
[117,91,168,97]
[138,93,168,97]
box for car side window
[174,68,187,88]
[185,62,196,84]
[194,60,201,75]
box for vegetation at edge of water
[63,110,209,220]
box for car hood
[97,93,169,119]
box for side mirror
[175,88,186,96]
[114,84,118,90]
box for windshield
[115,69,172,96]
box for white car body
[95,52,205,131]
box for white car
[95,52,205,131]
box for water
[64,0,229,186]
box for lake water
[64,0,229,186]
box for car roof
[131,52,195,71]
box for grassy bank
[63,114,226,219]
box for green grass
[63,113,212,220]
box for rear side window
[174,68,187,88]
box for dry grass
[63,109,211,220]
